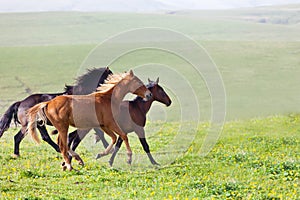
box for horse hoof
[12,154,20,158]
[95,153,103,160]
[94,135,101,144]
[127,159,132,165]
[95,154,101,159]
[62,165,67,171]
[108,160,113,167]
[152,161,160,166]
[79,161,85,166]
[74,156,84,166]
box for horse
[0,86,73,156]
[27,70,152,171]
[67,78,171,166]
[0,67,112,157]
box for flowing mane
[73,67,112,94]
[96,72,129,94]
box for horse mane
[96,72,129,94]
[73,67,111,94]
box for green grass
[0,115,299,199]
[1,40,299,120]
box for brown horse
[27,70,152,171]
[67,78,172,166]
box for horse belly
[71,98,102,128]
[117,106,133,133]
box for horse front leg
[135,126,159,165]
[67,129,90,166]
[95,126,117,159]
[37,125,60,153]
[139,138,159,165]
[94,128,109,148]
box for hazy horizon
[0,0,299,13]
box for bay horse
[67,78,171,166]
[0,67,112,157]
[27,70,152,171]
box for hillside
[0,5,299,120]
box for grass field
[0,4,300,199]
[0,116,299,199]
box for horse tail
[27,102,48,144]
[0,101,21,138]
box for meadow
[0,5,300,199]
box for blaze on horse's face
[148,78,172,107]
[126,70,152,101]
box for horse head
[147,78,171,106]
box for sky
[0,0,299,12]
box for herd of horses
[0,67,172,171]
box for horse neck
[134,97,154,115]
[110,81,131,106]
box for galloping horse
[107,78,171,166]
[67,78,171,166]
[27,70,152,171]
[0,67,112,157]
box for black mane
[72,67,112,95]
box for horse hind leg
[56,127,73,171]
[111,125,132,165]
[13,129,24,157]
[13,124,28,157]
[37,125,60,153]
[108,136,123,166]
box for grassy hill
[0,7,299,119]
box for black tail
[0,101,20,138]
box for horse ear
[156,77,159,84]
[148,78,151,83]
[129,69,134,76]
[106,67,109,71]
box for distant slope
[0,5,299,46]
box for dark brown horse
[27,70,152,171]
[0,86,73,156]
[0,67,112,157]
[107,78,171,166]
[68,78,171,166]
